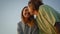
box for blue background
[0,0,60,34]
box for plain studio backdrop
[0,0,60,34]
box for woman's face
[23,8,30,18]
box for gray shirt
[17,21,39,34]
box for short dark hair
[28,0,43,11]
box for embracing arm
[39,5,60,25]
[39,5,60,34]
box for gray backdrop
[0,0,60,34]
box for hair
[21,6,35,21]
[28,0,43,11]
[21,6,28,19]
[21,6,29,23]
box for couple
[17,0,60,34]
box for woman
[28,0,60,34]
[17,6,39,34]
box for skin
[23,7,30,19]
[28,6,38,16]
[28,6,34,15]
[23,7,35,27]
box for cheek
[28,7,32,12]
[23,12,26,17]
[29,9,33,13]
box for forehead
[28,4,35,10]
[24,8,28,11]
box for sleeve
[39,5,60,26]
[17,22,23,34]
[36,5,57,34]
[47,5,60,22]
[54,11,60,21]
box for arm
[17,22,23,34]
[39,5,60,25]
[36,5,57,34]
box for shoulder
[40,5,51,8]
[17,21,23,26]
[17,21,25,27]
[39,5,55,12]
[39,5,53,9]
[18,21,22,25]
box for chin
[25,16,29,18]
[30,13,33,15]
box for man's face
[28,6,34,15]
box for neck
[24,18,28,22]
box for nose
[28,12,30,15]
